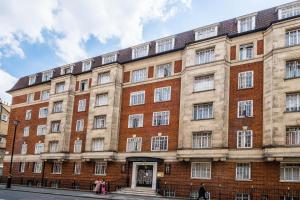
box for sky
[0,0,294,103]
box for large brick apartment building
[3,1,300,199]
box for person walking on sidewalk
[93,177,102,194]
[197,183,207,200]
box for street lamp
[6,120,20,188]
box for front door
[136,165,153,187]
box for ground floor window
[236,163,251,181]
[19,162,26,173]
[236,193,250,200]
[280,197,300,200]
[74,162,81,175]
[33,162,43,173]
[95,162,106,175]
[280,163,300,182]
[52,162,62,174]
[191,162,211,179]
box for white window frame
[286,127,300,145]
[51,121,61,133]
[151,136,168,151]
[154,86,171,102]
[33,162,43,173]
[286,60,300,79]
[21,143,27,155]
[239,43,254,61]
[52,162,62,174]
[34,143,44,154]
[53,101,63,113]
[237,15,256,33]
[286,93,300,112]
[132,68,147,83]
[280,163,300,182]
[41,90,50,101]
[286,29,300,47]
[95,93,108,106]
[93,115,106,129]
[194,74,214,92]
[76,119,84,132]
[132,44,149,59]
[19,162,26,173]
[155,37,175,53]
[80,79,89,91]
[152,111,170,126]
[82,60,92,72]
[155,63,172,78]
[128,114,144,128]
[98,71,110,84]
[42,70,53,82]
[74,162,81,175]
[237,130,253,148]
[37,125,47,136]
[195,25,218,41]
[27,93,34,103]
[237,100,253,118]
[192,132,212,149]
[278,3,300,20]
[196,48,215,64]
[94,162,107,175]
[130,91,145,106]
[60,65,73,75]
[193,103,213,120]
[236,163,251,181]
[235,193,250,200]
[55,82,65,93]
[39,107,48,118]
[49,141,59,153]
[23,126,30,137]
[126,137,142,152]
[74,139,82,153]
[238,71,254,89]
[28,75,37,85]
[25,110,32,120]
[78,99,86,112]
[92,138,104,152]
[191,162,211,179]
[1,114,8,122]
[102,52,117,64]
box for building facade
[0,99,10,175]
[3,1,300,199]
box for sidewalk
[0,184,174,200]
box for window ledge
[237,87,254,90]
[237,116,254,119]
[154,100,172,103]
[95,105,108,108]
[280,180,300,183]
[193,89,215,94]
[284,111,300,113]
[128,126,144,129]
[129,103,145,107]
[191,177,211,180]
[191,118,214,121]
[152,124,169,127]
[284,77,300,81]
[235,179,252,182]
[92,128,107,130]
[236,147,253,149]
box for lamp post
[6,120,20,188]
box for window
[193,103,213,120]
[74,162,81,175]
[55,82,65,93]
[39,107,48,118]
[286,28,300,46]
[152,111,170,126]
[192,132,212,148]
[196,48,215,64]
[239,44,253,60]
[80,80,88,91]
[61,65,73,75]
[53,101,63,113]
[76,119,84,132]
[236,163,251,180]
[25,110,32,120]
[33,162,43,173]
[51,121,61,133]
[98,72,110,84]
[23,126,30,137]
[195,26,218,41]
[132,68,147,83]
[191,162,211,179]
[280,164,300,182]
[19,162,26,173]
[126,137,142,152]
[286,93,300,112]
[238,16,255,33]
[95,162,106,175]
[235,193,250,200]
[132,44,149,59]
[280,196,300,200]
[156,63,172,78]
[52,162,62,174]
[93,115,106,129]
[156,37,175,53]
[92,138,104,151]
[128,114,144,128]
[237,130,253,148]
[41,90,50,101]
[286,60,300,79]
[95,93,108,106]
[238,71,253,89]
[151,136,168,151]
[130,91,145,105]
[238,100,253,118]
[27,93,34,103]
[74,140,82,153]
[21,143,27,155]
[286,127,300,145]
[154,86,171,102]
[35,143,44,154]
[82,60,92,71]
[78,99,86,112]
[37,125,47,136]
[194,74,214,92]
[102,53,117,64]
[279,3,300,19]
[28,75,36,85]
[1,114,8,122]
[49,141,59,153]
[42,70,53,82]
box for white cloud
[0,0,191,62]
[0,68,17,104]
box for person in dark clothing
[197,183,207,200]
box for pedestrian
[197,183,207,200]
[93,177,102,194]
[101,178,107,195]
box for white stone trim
[131,162,157,190]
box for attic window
[42,70,53,82]
[82,60,92,72]
[132,44,149,59]
[61,65,73,75]
[195,25,218,41]
[28,75,37,85]
[237,15,256,33]
[102,52,117,65]
[155,37,175,53]
[278,3,300,20]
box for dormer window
[195,25,218,41]
[42,70,53,82]
[278,2,300,20]
[132,44,149,59]
[156,37,175,53]
[237,15,256,33]
[61,65,73,75]
[82,60,92,72]
[102,52,117,65]
[28,75,37,85]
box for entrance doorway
[136,165,153,187]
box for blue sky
[0,0,294,102]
